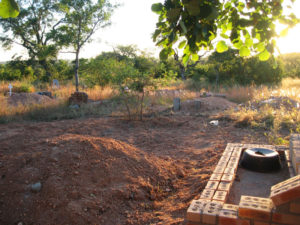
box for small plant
[117,73,155,121]
[14,83,34,93]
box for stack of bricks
[186,138,300,225]
[68,91,88,104]
[198,143,243,204]
[270,175,300,225]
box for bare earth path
[0,114,268,225]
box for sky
[0,0,300,61]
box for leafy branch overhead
[0,0,19,18]
[152,0,299,63]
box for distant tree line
[1,45,300,87]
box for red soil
[0,113,268,225]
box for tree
[57,0,117,92]
[152,0,299,64]
[0,0,63,79]
[0,0,19,18]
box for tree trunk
[139,89,145,121]
[179,65,186,80]
[74,49,80,92]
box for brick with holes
[209,173,222,182]
[270,175,300,206]
[239,195,273,221]
[200,189,215,201]
[202,201,223,224]
[187,199,209,222]
[205,181,219,190]
[218,181,231,192]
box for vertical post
[173,98,181,112]
[8,83,13,96]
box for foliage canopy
[152,0,299,64]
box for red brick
[224,167,235,175]
[202,201,223,224]
[239,196,273,221]
[219,204,239,225]
[218,181,231,192]
[270,178,300,206]
[205,181,219,190]
[213,191,227,202]
[186,200,208,222]
[209,173,222,181]
[253,221,269,225]
[200,189,215,201]
[290,201,300,214]
[272,212,300,225]
[214,165,226,174]
[221,174,234,183]
[271,175,300,191]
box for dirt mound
[7,92,54,106]
[181,97,237,113]
[0,134,181,225]
[249,96,300,111]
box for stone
[173,98,180,111]
[31,182,42,192]
[52,79,60,88]
[69,104,80,109]
[37,91,52,98]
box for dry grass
[222,78,300,144]
[221,85,255,103]
[0,81,117,122]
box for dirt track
[0,113,268,225]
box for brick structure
[186,135,300,225]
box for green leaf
[159,48,169,61]
[151,3,163,14]
[233,40,243,49]
[178,40,186,49]
[216,41,228,53]
[186,0,200,16]
[221,33,229,39]
[258,49,270,61]
[191,54,199,61]
[280,27,289,37]
[152,29,161,42]
[239,46,250,57]
[245,38,253,48]
[180,21,187,34]
[0,0,19,18]
[254,42,265,52]
[182,54,190,67]
[167,8,181,22]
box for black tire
[241,148,282,172]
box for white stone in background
[210,120,219,126]
[8,83,13,96]
[52,79,60,88]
